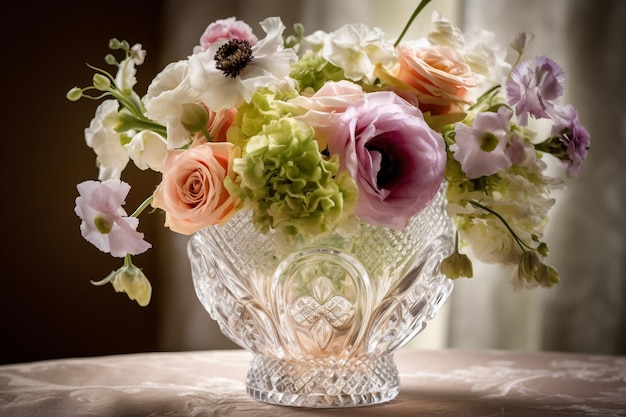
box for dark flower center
[214,39,254,78]
[366,144,395,189]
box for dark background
[0,1,168,364]
[0,0,303,366]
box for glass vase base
[245,354,400,408]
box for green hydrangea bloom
[226,117,358,239]
[290,50,346,92]
[227,87,304,149]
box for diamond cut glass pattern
[189,184,454,407]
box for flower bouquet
[68,0,589,407]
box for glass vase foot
[246,354,399,408]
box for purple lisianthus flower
[327,91,446,229]
[506,56,565,125]
[550,104,591,177]
[451,106,514,179]
[74,179,151,257]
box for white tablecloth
[1,348,625,416]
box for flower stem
[394,0,432,48]
[468,85,501,111]
[130,195,154,218]
[468,199,536,252]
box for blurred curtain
[447,0,626,355]
[155,0,626,355]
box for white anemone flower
[188,17,298,111]
[143,60,200,149]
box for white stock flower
[115,45,145,95]
[460,215,521,264]
[130,43,146,65]
[143,60,199,149]
[188,17,298,111]
[299,29,328,53]
[318,23,395,82]
[427,12,464,49]
[427,13,510,92]
[115,58,136,94]
[85,100,130,181]
[456,167,555,266]
[125,130,168,172]
[463,29,511,88]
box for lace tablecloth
[1,349,624,416]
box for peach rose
[207,107,237,142]
[152,141,240,234]
[394,44,477,115]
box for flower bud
[109,38,122,50]
[510,31,534,55]
[93,73,111,91]
[535,263,560,288]
[105,54,117,65]
[66,87,83,101]
[441,252,474,279]
[518,251,541,283]
[180,103,210,134]
[111,263,152,306]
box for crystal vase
[188,185,454,408]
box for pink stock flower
[152,141,240,234]
[74,179,151,257]
[193,17,258,53]
[327,91,446,229]
[451,106,514,179]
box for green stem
[468,85,500,111]
[123,253,132,268]
[130,195,154,218]
[115,113,168,137]
[109,88,146,119]
[468,200,534,252]
[200,126,213,142]
[394,0,432,48]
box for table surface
[1,348,625,416]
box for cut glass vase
[188,185,454,408]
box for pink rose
[291,80,365,113]
[395,44,477,115]
[327,91,446,229]
[193,17,258,54]
[152,141,240,234]
[292,80,365,148]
